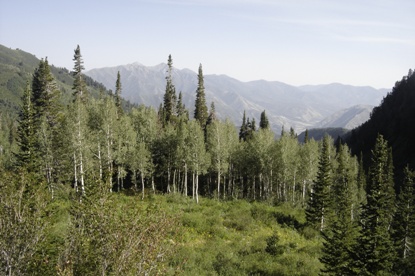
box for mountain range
[85,62,388,134]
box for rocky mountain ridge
[85,62,388,134]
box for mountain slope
[0,44,130,116]
[315,105,374,129]
[86,62,387,133]
[346,70,415,183]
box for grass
[150,194,323,275]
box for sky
[1,0,414,89]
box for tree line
[1,45,415,275]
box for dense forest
[1,45,415,275]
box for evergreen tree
[194,63,208,128]
[162,55,177,125]
[115,71,123,117]
[206,101,216,127]
[259,110,269,129]
[32,58,59,121]
[239,111,248,141]
[29,58,63,192]
[176,91,188,120]
[304,129,309,143]
[320,143,359,275]
[354,134,396,275]
[72,45,87,100]
[306,135,332,231]
[16,82,36,171]
[391,167,415,274]
[71,45,89,197]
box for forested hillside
[1,44,415,275]
[346,70,415,185]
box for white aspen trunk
[98,143,102,181]
[292,170,296,203]
[177,168,181,194]
[184,163,188,196]
[192,173,195,200]
[79,150,85,197]
[167,165,171,193]
[73,151,78,193]
[141,172,145,200]
[151,176,155,194]
[173,169,177,193]
[196,172,199,204]
[320,208,325,232]
[117,167,121,192]
[106,124,113,190]
[217,168,221,200]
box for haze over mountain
[86,62,388,134]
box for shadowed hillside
[346,69,415,185]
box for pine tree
[162,55,177,125]
[259,110,269,129]
[304,129,309,143]
[176,91,188,120]
[391,167,415,274]
[206,101,216,127]
[72,45,87,100]
[71,45,89,197]
[354,134,396,275]
[115,71,123,117]
[239,111,248,141]
[29,58,63,192]
[320,143,359,275]
[306,135,332,231]
[16,82,36,171]
[194,63,208,128]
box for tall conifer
[354,134,396,274]
[16,82,36,171]
[115,71,123,117]
[194,63,208,128]
[259,110,269,129]
[306,135,332,231]
[320,144,359,275]
[162,55,177,125]
[72,45,87,100]
[391,167,415,274]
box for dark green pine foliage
[32,58,60,121]
[239,111,248,141]
[16,82,37,171]
[176,91,188,120]
[391,167,415,274]
[72,45,88,100]
[289,127,296,138]
[304,129,309,143]
[306,135,332,231]
[206,101,216,127]
[355,134,396,275]
[320,143,359,275]
[115,71,123,118]
[259,110,269,129]
[194,63,208,128]
[357,153,367,205]
[30,58,62,177]
[163,55,177,125]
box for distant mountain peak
[85,62,388,134]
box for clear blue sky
[1,0,414,88]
